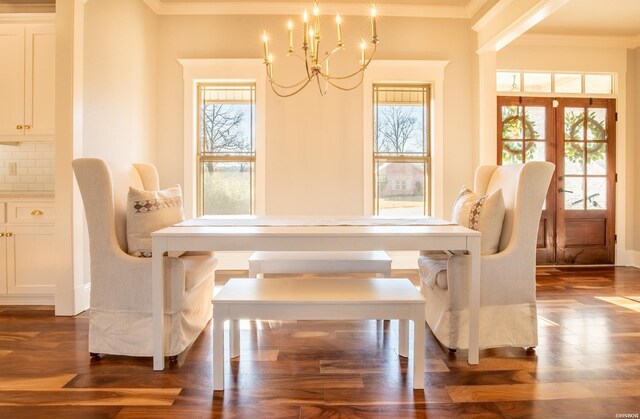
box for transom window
[373,84,430,216]
[497,71,615,95]
[197,83,255,215]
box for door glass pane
[585,74,613,94]
[586,108,607,140]
[202,161,253,215]
[501,106,523,139]
[502,141,523,164]
[554,74,581,93]
[564,177,585,210]
[523,73,551,92]
[564,108,585,140]
[564,143,585,175]
[525,141,545,162]
[524,107,545,139]
[587,177,606,209]
[497,72,521,92]
[376,162,425,216]
[587,143,606,175]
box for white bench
[248,250,392,278]
[212,277,426,390]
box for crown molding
[142,0,480,18]
[0,12,55,22]
[513,33,638,49]
[472,0,513,32]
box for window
[197,83,255,215]
[373,84,430,216]
[497,71,614,96]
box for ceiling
[527,0,640,38]
[1,0,639,40]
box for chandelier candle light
[262,1,379,97]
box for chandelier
[261,1,379,97]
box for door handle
[558,188,573,193]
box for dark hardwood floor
[1,267,640,418]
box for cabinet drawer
[7,202,55,224]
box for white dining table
[150,217,481,371]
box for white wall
[497,41,633,265]
[156,15,476,217]
[83,0,157,163]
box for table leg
[412,315,425,389]
[467,236,481,365]
[229,319,240,358]
[152,238,167,371]
[398,319,409,358]
[213,314,225,390]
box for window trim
[179,59,266,218]
[363,60,448,218]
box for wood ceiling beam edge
[474,0,570,53]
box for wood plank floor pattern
[0,267,639,417]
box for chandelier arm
[269,77,315,98]
[321,70,365,91]
[264,63,310,89]
[315,76,328,96]
[318,46,343,66]
[326,43,377,81]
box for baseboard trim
[0,294,54,305]
[75,282,91,313]
[629,250,640,268]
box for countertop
[0,192,55,200]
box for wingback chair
[418,161,554,350]
[72,158,218,358]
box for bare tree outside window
[377,106,419,153]
[202,104,247,154]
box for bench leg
[413,317,425,389]
[398,319,409,358]
[229,319,240,358]
[213,316,225,391]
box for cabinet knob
[0,233,4,237]
[17,125,23,130]
[24,125,31,130]
[31,209,44,216]
[6,232,13,237]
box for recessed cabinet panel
[7,202,55,224]
[0,26,25,136]
[25,25,55,137]
[0,202,6,224]
[6,224,56,295]
[0,228,6,295]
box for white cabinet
[0,24,55,140]
[0,198,56,304]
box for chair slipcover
[73,158,218,357]
[418,161,554,349]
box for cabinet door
[24,25,55,137]
[6,224,56,295]
[0,26,25,137]
[0,227,6,294]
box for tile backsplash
[0,142,55,191]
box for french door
[498,97,616,265]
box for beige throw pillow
[126,185,185,257]
[451,187,505,255]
